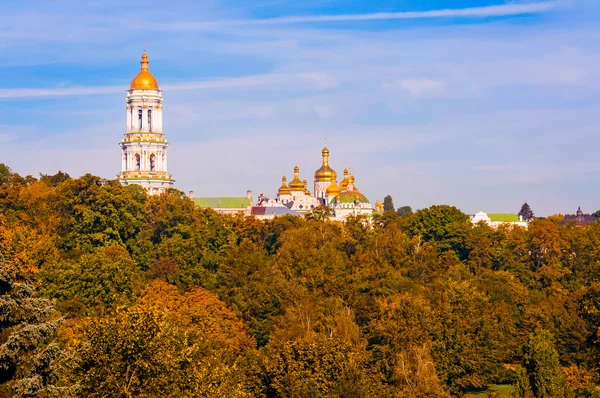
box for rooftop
[192,197,251,209]
[488,214,520,222]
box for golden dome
[289,165,305,191]
[130,51,159,90]
[314,145,336,182]
[339,168,350,190]
[303,179,311,196]
[278,176,291,195]
[326,170,340,196]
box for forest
[2,163,600,397]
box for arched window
[148,109,152,131]
[138,109,143,130]
[135,154,141,171]
[149,154,155,171]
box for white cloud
[0,72,339,99]
[385,78,446,97]
[162,1,567,29]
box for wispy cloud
[0,72,338,99]
[161,1,567,29]
[384,78,446,97]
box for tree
[260,335,382,397]
[519,203,535,222]
[0,218,74,397]
[396,206,413,217]
[40,245,144,316]
[76,307,253,397]
[409,205,471,254]
[515,329,569,398]
[383,195,395,212]
[304,205,331,221]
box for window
[148,109,152,131]
[138,109,142,130]
[135,154,141,171]
[149,154,155,171]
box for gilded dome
[326,170,340,196]
[278,176,291,195]
[314,146,336,182]
[339,168,350,190]
[303,179,311,196]
[130,51,159,90]
[289,165,305,191]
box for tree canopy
[2,164,600,397]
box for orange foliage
[137,280,255,352]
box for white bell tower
[117,50,174,194]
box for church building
[116,51,174,194]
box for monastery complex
[116,51,378,221]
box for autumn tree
[0,217,74,397]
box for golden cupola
[278,176,291,195]
[288,165,305,191]
[326,170,341,197]
[314,146,335,182]
[303,179,311,196]
[130,51,160,90]
[339,168,350,190]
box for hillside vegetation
[1,165,600,397]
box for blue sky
[1,0,599,215]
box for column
[141,107,148,131]
[121,150,126,171]
[157,149,162,171]
[157,107,162,131]
[126,106,131,132]
[163,149,168,171]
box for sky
[1,0,599,216]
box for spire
[140,50,149,71]
[321,145,330,167]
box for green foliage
[260,336,380,397]
[409,205,471,255]
[396,205,413,217]
[517,329,569,398]
[383,195,395,212]
[519,203,534,222]
[76,307,253,397]
[0,218,74,397]
[304,205,331,221]
[39,245,144,316]
[2,169,600,396]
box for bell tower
[117,50,174,194]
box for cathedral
[270,146,374,219]
[116,50,174,194]
[117,52,375,219]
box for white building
[272,145,374,220]
[471,211,528,229]
[117,51,174,194]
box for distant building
[117,51,174,194]
[191,191,253,215]
[561,207,596,225]
[471,211,528,228]
[271,145,375,221]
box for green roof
[330,190,370,205]
[488,213,520,222]
[192,197,251,209]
